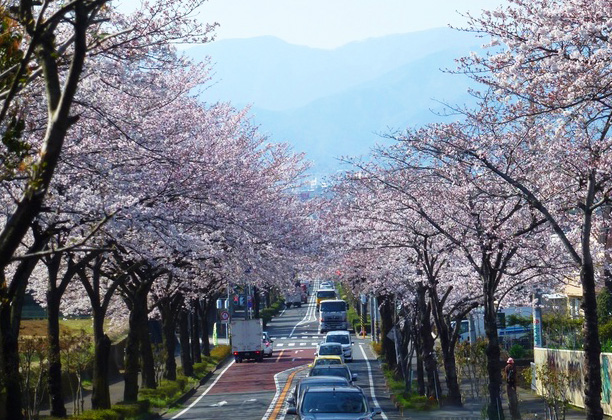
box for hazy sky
[115,0,507,49]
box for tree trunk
[91,312,111,409]
[416,284,440,401]
[123,299,143,401]
[483,284,504,420]
[582,262,604,420]
[47,290,67,417]
[190,302,202,363]
[179,309,193,377]
[378,294,397,370]
[139,317,156,389]
[160,298,180,381]
[200,300,211,357]
[430,289,463,406]
[0,234,48,420]
[413,319,425,396]
[0,300,22,420]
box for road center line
[359,344,389,420]
[171,359,235,419]
[274,349,285,363]
[262,364,308,420]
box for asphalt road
[164,286,399,420]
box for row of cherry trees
[324,1,612,419]
[0,1,318,419]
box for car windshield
[320,301,346,312]
[319,345,342,356]
[309,367,350,379]
[301,391,366,413]
[326,335,350,344]
[317,290,336,298]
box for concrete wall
[533,348,612,415]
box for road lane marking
[263,365,308,420]
[289,290,318,337]
[170,360,235,419]
[288,343,295,347]
[275,350,285,363]
[359,344,388,420]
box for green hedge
[261,299,285,327]
[68,401,150,420]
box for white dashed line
[170,360,235,419]
[358,344,388,420]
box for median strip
[263,364,308,420]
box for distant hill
[184,28,484,175]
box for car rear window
[326,334,350,344]
[319,345,342,355]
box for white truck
[231,318,264,363]
[285,288,303,308]
[318,299,349,334]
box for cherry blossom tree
[454,3,612,416]
[0,1,216,416]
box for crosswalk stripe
[300,343,306,346]
[277,344,284,347]
[288,343,295,347]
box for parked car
[286,386,380,419]
[262,331,273,357]
[323,330,353,361]
[287,375,352,409]
[308,364,357,383]
[315,342,345,363]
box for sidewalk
[391,382,589,420]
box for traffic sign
[219,309,230,324]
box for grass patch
[139,379,190,408]
[381,363,439,411]
[210,344,231,362]
[20,320,73,337]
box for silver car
[286,386,381,419]
[287,375,351,409]
[323,330,353,361]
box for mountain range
[184,27,484,176]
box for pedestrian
[505,357,521,419]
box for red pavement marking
[208,348,315,394]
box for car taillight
[255,351,261,354]
[233,351,238,355]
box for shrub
[71,409,121,420]
[175,375,189,390]
[602,339,612,353]
[111,401,148,418]
[371,341,383,356]
[509,343,526,359]
[139,380,184,408]
[600,319,612,342]
[210,344,231,362]
[193,362,210,378]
